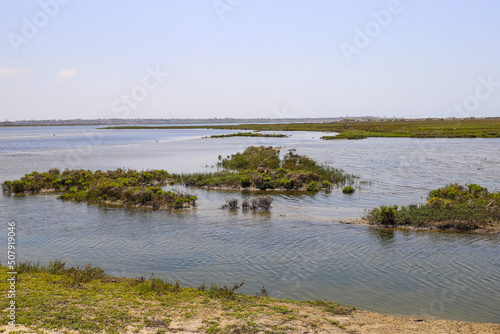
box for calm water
[1,126,499,323]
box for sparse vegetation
[2,168,197,210]
[177,146,356,191]
[0,262,356,333]
[249,195,273,210]
[366,184,500,231]
[221,196,273,210]
[221,198,239,210]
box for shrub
[9,180,27,192]
[379,205,397,225]
[306,181,319,192]
[322,180,332,189]
[48,168,60,175]
[218,146,281,171]
[259,175,275,190]
[250,196,273,210]
[342,186,355,194]
[280,178,294,190]
[221,198,238,210]
[367,205,398,225]
[240,177,252,188]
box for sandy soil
[2,309,499,334]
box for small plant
[342,186,355,194]
[207,281,244,300]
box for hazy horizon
[1,1,499,121]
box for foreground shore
[2,265,499,334]
[3,311,500,334]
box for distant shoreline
[100,117,500,139]
[0,116,376,127]
[1,116,498,129]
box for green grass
[176,146,357,191]
[2,168,197,210]
[365,184,500,231]
[205,132,289,138]
[101,118,500,138]
[0,263,355,333]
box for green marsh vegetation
[177,146,357,191]
[366,184,500,231]
[104,117,500,138]
[321,132,368,140]
[205,132,289,138]
[2,168,197,210]
[1,262,355,333]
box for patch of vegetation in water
[321,132,367,140]
[205,132,289,138]
[365,183,500,231]
[342,186,355,194]
[2,168,197,210]
[1,261,355,333]
[176,146,357,191]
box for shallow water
[0,126,499,323]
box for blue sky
[1,0,499,120]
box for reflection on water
[368,227,395,246]
[0,126,499,324]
